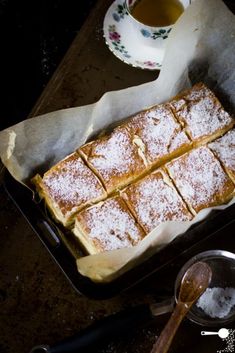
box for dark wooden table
[1,1,235,353]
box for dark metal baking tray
[3,170,235,299]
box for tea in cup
[125,0,191,48]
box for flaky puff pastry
[209,128,235,184]
[73,196,145,254]
[125,104,191,169]
[166,146,234,215]
[121,169,192,234]
[78,126,148,194]
[32,152,107,227]
[169,82,234,146]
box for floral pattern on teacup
[141,28,172,40]
[108,25,131,58]
[104,0,166,70]
[112,2,128,22]
[135,60,161,69]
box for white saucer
[103,0,165,70]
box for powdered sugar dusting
[184,83,210,101]
[169,84,209,112]
[196,287,235,319]
[168,131,190,152]
[43,153,105,215]
[124,171,192,233]
[80,127,145,187]
[176,95,233,140]
[128,104,190,164]
[209,129,235,176]
[79,197,144,252]
[167,147,233,212]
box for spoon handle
[201,331,219,336]
[151,302,190,353]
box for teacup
[125,0,191,49]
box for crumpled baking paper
[0,0,234,282]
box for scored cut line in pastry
[208,128,235,184]
[32,152,107,227]
[121,169,193,234]
[78,125,148,194]
[73,196,146,254]
[169,82,234,146]
[125,103,192,169]
[166,146,234,215]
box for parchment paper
[0,0,234,282]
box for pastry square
[122,169,192,234]
[78,126,148,194]
[166,146,234,214]
[126,104,191,169]
[209,128,235,183]
[169,83,234,145]
[32,152,107,227]
[73,196,145,254]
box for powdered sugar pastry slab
[0,0,235,281]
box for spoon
[201,328,230,339]
[151,261,212,353]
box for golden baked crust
[166,146,234,214]
[121,169,192,233]
[32,152,107,227]
[169,83,234,145]
[125,103,191,169]
[78,126,148,194]
[32,83,235,256]
[73,196,145,254]
[209,128,235,184]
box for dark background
[1,0,234,131]
[0,0,97,131]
